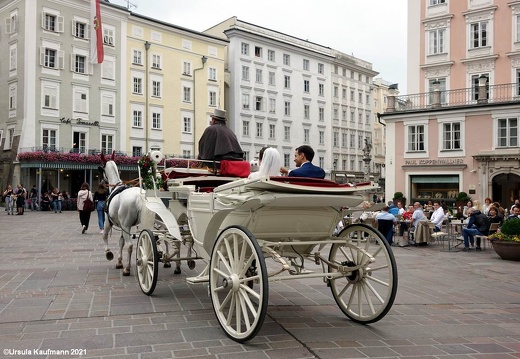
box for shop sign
[60,117,99,127]
[404,158,464,166]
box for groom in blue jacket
[281,145,325,179]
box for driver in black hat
[198,109,244,161]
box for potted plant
[393,191,406,206]
[488,218,520,261]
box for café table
[448,218,466,251]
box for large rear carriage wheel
[209,225,268,342]
[329,223,397,323]
[136,229,158,295]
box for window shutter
[41,12,45,29]
[39,47,45,66]
[72,19,76,36]
[5,17,11,34]
[70,53,75,72]
[57,16,64,33]
[58,50,64,69]
[50,94,57,109]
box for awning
[411,176,459,184]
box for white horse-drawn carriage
[100,153,398,343]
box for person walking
[29,185,38,211]
[3,185,14,215]
[15,184,27,215]
[51,188,63,213]
[77,182,93,234]
[94,183,108,234]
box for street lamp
[144,41,151,153]
[193,55,208,157]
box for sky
[110,0,408,93]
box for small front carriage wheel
[329,223,397,324]
[209,225,268,343]
[136,229,158,295]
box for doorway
[492,173,520,209]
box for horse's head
[100,151,120,187]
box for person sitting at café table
[411,202,426,229]
[399,205,414,236]
[507,205,520,221]
[430,200,445,232]
[396,202,405,216]
[388,201,399,216]
[375,206,398,246]
[487,206,503,227]
[462,208,490,252]
[492,201,506,218]
[462,200,475,218]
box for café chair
[427,221,449,249]
[474,222,500,251]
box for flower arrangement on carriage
[138,154,163,190]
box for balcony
[385,82,520,113]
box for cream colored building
[126,13,227,158]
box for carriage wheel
[329,223,397,324]
[209,225,268,343]
[136,229,158,296]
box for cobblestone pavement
[0,209,519,358]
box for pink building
[380,0,520,210]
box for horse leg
[163,241,172,268]
[116,234,124,269]
[103,222,114,261]
[123,243,133,276]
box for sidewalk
[0,210,519,358]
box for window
[101,134,113,154]
[442,122,461,150]
[73,20,87,39]
[152,112,161,129]
[318,83,324,96]
[103,27,115,46]
[428,29,446,55]
[342,132,347,147]
[304,104,310,119]
[183,86,191,102]
[304,129,309,143]
[42,83,58,109]
[358,135,363,149]
[256,123,263,137]
[241,42,249,55]
[132,50,142,65]
[8,84,16,110]
[42,13,63,33]
[516,16,520,42]
[319,107,324,121]
[41,48,64,69]
[319,131,324,145]
[333,131,339,147]
[42,129,56,151]
[73,88,88,113]
[429,0,445,5]
[242,121,250,136]
[6,12,17,34]
[342,110,347,121]
[101,92,114,116]
[152,54,161,69]
[284,153,290,168]
[209,67,217,81]
[242,66,250,81]
[407,125,425,152]
[242,94,250,110]
[497,118,518,147]
[183,117,191,133]
[304,80,310,93]
[152,80,161,97]
[351,70,355,79]
[9,45,16,71]
[318,63,324,74]
[350,110,355,122]
[269,98,276,114]
[470,21,487,48]
[284,75,291,89]
[132,147,142,157]
[471,74,489,100]
[102,56,115,80]
[334,108,338,119]
[183,61,191,75]
[350,134,355,148]
[334,65,338,74]
[428,78,447,103]
[303,59,310,71]
[358,113,362,123]
[209,90,217,106]
[267,49,275,62]
[366,114,370,124]
[255,46,262,57]
[73,54,87,74]
[256,69,263,83]
[358,92,363,103]
[269,124,276,139]
[284,126,291,141]
[342,88,347,99]
[366,94,370,104]
[133,77,142,94]
[255,96,264,111]
[133,110,142,127]
[284,101,291,116]
[268,72,275,85]
[283,54,290,66]
[350,159,355,171]
[72,131,86,153]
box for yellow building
[126,13,228,157]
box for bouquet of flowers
[138,155,163,190]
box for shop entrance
[492,173,520,209]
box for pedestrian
[94,183,108,234]
[29,185,38,211]
[51,188,63,213]
[77,182,93,234]
[3,185,14,215]
[15,183,27,215]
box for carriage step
[186,275,209,284]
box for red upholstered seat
[268,176,361,188]
[220,160,250,178]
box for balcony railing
[386,82,520,113]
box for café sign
[405,158,464,166]
[60,117,99,127]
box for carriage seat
[219,160,250,178]
[268,176,365,188]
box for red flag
[90,0,104,64]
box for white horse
[100,152,143,276]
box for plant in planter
[393,192,406,206]
[488,218,520,261]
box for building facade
[382,0,520,209]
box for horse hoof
[163,262,171,268]
[105,251,114,261]
[174,268,181,274]
[115,264,123,269]
[122,270,130,276]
